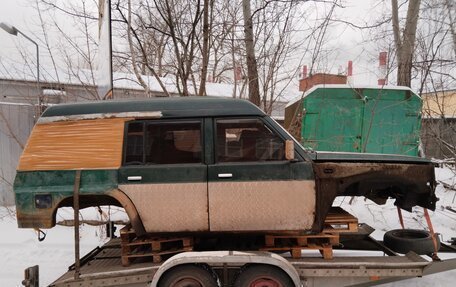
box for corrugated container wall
[286,86,422,156]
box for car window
[124,121,202,165]
[216,118,285,162]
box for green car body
[14,97,437,235]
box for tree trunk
[198,0,210,96]
[242,0,261,106]
[392,0,421,87]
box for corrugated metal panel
[0,103,35,205]
[18,118,129,171]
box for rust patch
[312,162,437,232]
[16,209,55,229]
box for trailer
[22,223,456,287]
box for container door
[362,89,421,156]
[118,120,208,233]
[302,88,364,152]
[208,117,315,232]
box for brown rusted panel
[119,183,209,233]
[18,118,131,171]
[16,209,55,229]
[208,180,316,232]
[311,161,437,232]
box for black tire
[234,265,294,287]
[383,229,440,255]
[158,264,218,287]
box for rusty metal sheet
[208,180,316,232]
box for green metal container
[295,85,422,156]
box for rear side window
[216,118,285,162]
[124,121,202,165]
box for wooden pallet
[265,233,339,247]
[120,225,193,266]
[323,206,359,233]
[263,233,339,260]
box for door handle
[127,176,142,181]
[218,173,233,178]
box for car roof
[41,96,265,119]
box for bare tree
[241,0,261,106]
[392,0,421,87]
[198,0,213,96]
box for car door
[118,119,209,233]
[208,117,316,232]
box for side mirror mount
[285,140,295,161]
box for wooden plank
[264,233,339,247]
[324,207,359,233]
[121,246,193,265]
[261,245,334,260]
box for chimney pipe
[347,61,353,85]
[301,65,307,79]
[378,52,387,86]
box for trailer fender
[150,251,301,287]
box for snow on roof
[112,70,234,97]
[0,61,234,98]
[286,84,416,108]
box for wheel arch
[51,189,145,235]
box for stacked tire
[383,229,440,255]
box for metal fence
[0,102,35,205]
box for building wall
[299,73,347,92]
[422,90,456,118]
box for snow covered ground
[0,166,455,286]
[334,165,456,286]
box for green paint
[42,97,264,119]
[311,151,431,163]
[362,89,421,156]
[119,164,207,184]
[300,87,422,156]
[14,170,118,213]
[208,161,314,181]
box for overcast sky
[0,0,390,96]
[0,0,38,59]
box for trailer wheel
[234,265,294,287]
[383,229,439,255]
[158,264,218,287]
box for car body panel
[14,169,118,228]
[208,180,315,231]
[118,164,208,233]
